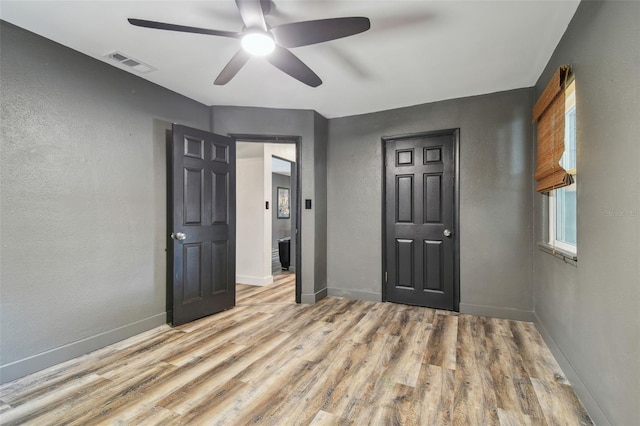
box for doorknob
[443,229,452,238]
[171,232,186,241]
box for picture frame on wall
[277,187,290,219]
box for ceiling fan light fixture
[127,6,371,86]
[241,32,275,56]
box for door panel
[184,168,203,224]
[170,124,236,326]
[396,238,415,288]
[424,174,442,223]
[211,240,229,294]
[385,131,458,310]
[396,175,414,223]
[212,172,228,224]
[423,240,443,291]
[183,243,204,303]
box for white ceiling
[272,157,291,176]
[236,143,292,174]
[0,0,580,119]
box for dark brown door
[384,130,458,310]
[169,124,236,326]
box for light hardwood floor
[0,272,592,425]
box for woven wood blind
[532,65,573,193]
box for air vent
[105,51,156,74]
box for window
[548,80,577,254]
[532,66,576,258]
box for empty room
[0,0,638,424]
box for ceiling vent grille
[104,51,156,74]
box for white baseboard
[0,313,166,384]
[236,274,273,286]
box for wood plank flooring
[0,272,593,425]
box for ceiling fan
[128,0,370,87]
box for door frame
[381,128,461,311]
[230,133,303,304]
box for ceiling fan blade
[128,19,241,38]
[266,46,322,87]
[235,0,268,31]
[214,49,251,85]
[259,0,272,16]
[270,17,371,48]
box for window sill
[537,242,578,266]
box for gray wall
[272,172,292,248]
[210,106,329,303]
[0,22,210,382]
[532,2,640,425]
[313,113,329,295]
[327,88,535,318]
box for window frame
[548,186,577,254]
[547,80,577,255]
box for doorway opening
[234,135,301,304]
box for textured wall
[532,2,640,425]
[327,89,535,317]
[0,22,210,381]
[313,113,329,295]
[210,106,328,303]
[272,172,292,248]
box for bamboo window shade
[532,65,574,193]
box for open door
[168,124,236,326]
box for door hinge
[385,272,388,282]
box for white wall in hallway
[236,142,297,284]
[236,143,273,286]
